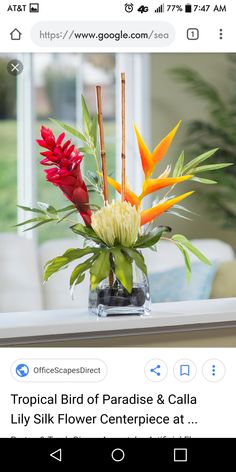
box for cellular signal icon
[155,4,164,13]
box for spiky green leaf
[16,205,45,214]
[172,234,211,265]
[166,210,191,221]
[188,163,233,174]
[71,223,103,244]
[23,219,56,232]
[90,251,110,290]
[183,148,219,174]
[70,256,96,288]
[87,170,99,184]
[173,151,185,177]
[44,247,98,282]
[111,248,133,293]
[175,242,192,281]
[14,216,48,228]
[173,204,197,215]
[57,209,78,223]
[192,176,217,185]
[49,118,87,142]
[125,249,148,276]
[78,147,94,155]
[37,202,57,214]
[56,205,75,213]
[134,226,171,249]
[81,95,91,134]
[91,113,98,147]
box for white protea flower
[91,201,140,247]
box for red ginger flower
[37,126,92,226]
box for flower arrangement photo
[16,73,232,316]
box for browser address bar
[31,21,175,47]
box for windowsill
[0,298,236,345]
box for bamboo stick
[96,86,113,288]
[121,73,126,202]
[96,85,109,204]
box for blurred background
[0,52,235,245]
[151,53,236,252]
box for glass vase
[88,262,151,317]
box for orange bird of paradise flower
[107,121,194,226]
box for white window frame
[17,53,36,239]
[16,53,150,238]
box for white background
[1,348,235,438]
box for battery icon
[185,4,192,12]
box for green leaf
[173,151,185,177]
[175,242,192,282]
[70,256,95,288]
[44,256,69,282]
[111,248,133,293]
[56,205,75,213]
[172,234,211,265]
[57,209,78,223]
[87,170,99,185]
[192,176,217,185]
[23,219,56,232]
[17,205,45,214]
[16,202,60,228]
[49,118,87,142]
[37,202,57,214]
[78,147,94,155]
[87,188,100,194]
[125,249,148,276]
[70,273,86,297]
[172,204,195,214]
[183,148,219,174]
[90,251,110,290]
[149,245,158,252]
[188,163,233,174]
[91,113,98,147]
[73,273,85,287]
[166,210,191,221]
[14,216,48,228]
[134,226,171,249]
[63,247,97,259]
[47,207,57,215]
[89,204,102,210]
[44,247,97,282]
[81,95,91,134]
[71,223,102,244]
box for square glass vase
[88,265,151,317]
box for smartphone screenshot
[0,0,235,466]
